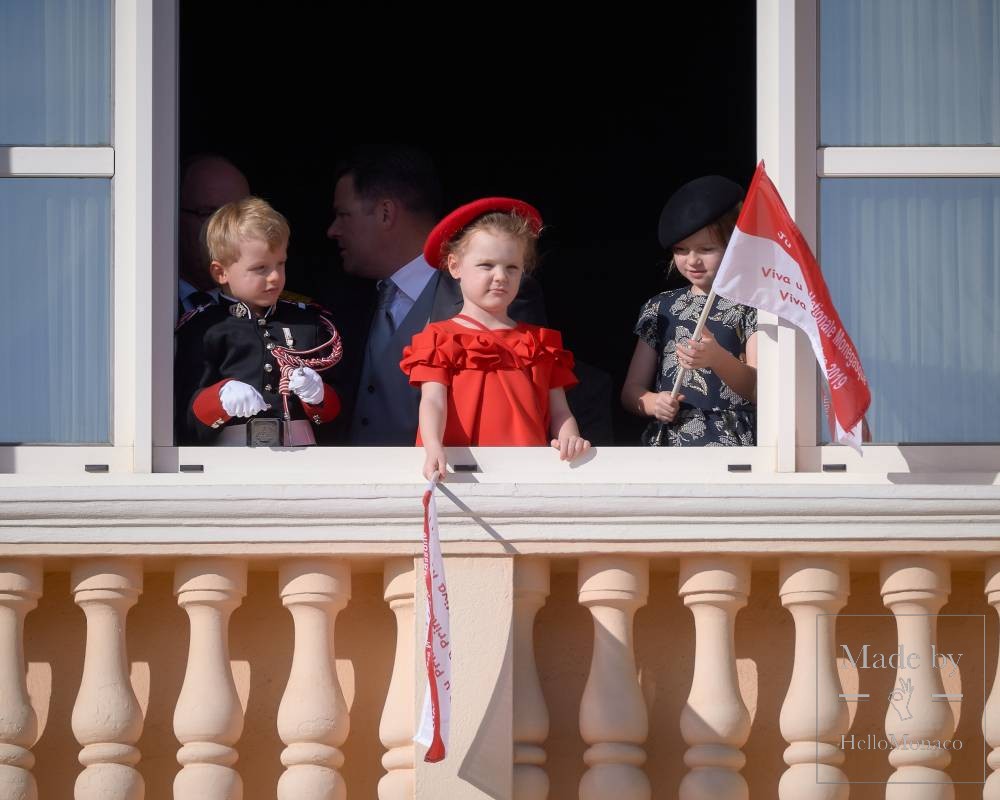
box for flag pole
[654,288,718,445]
[670,288,718,397]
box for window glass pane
[820,0,1000,146]
[0,0,112,145]
[820,178,1000,443]
[0,179,111,443]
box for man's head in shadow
[326,145,442,281]
[179,154,250,291]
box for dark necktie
[368,279,398,357]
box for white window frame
[755,0,821,473]
[0,145,118,469]
[816,146,1000,471]
[753,0,1000,476]
[5,0,996,480]
[0,0,143,474]
[150,0,786,482]
[0,0,176,476]
[0,143,122,472]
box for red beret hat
[423,197,543,269]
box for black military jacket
[174,297,339,444]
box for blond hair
[205,197,290,266]
[443,211,541,273]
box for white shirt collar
[387,254,435,302]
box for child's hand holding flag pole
[661,162,870,451]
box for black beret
[657,175,744,249]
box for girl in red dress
[400,197,590,480]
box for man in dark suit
[323,145,546,445]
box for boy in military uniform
[175,197,341,445]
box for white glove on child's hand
[219,380,270,418]
[288,367,325,405]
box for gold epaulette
[279,289,313,304]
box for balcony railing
[1,476,998,799]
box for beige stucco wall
[26,571,394,800]
[21,567,993,798]
[539,568,990,799]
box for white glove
[288,366,325,405]
[219,380,270,418]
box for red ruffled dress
[399,319,578,446]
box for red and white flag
[414,479,451,762]
[713,162,870,450]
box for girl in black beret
[621,176,759,446]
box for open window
[164,2,772,478]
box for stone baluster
[513,558,550,800]
[173,559,247,800]
[880,557,954,799]
[985,559,1000,799]
[578,557,650,800]
[71,560,145,800]
[678,557,751,800]
[379,559,416,800]
[0,560,43,800]
[778,558,850,800]
[277,560,351,800]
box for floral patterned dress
[634,288,757,446]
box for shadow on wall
[19,565,994,797]
[890,443,999,484]
[27,572,86,800]
[533,567,991,799]
[25,570,394,800]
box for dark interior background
[179,5,756,443]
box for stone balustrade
[0,550,992,798]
